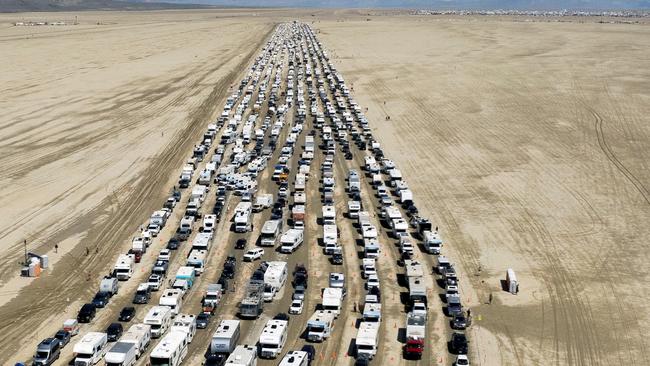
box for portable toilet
[506,268,518,294]
[41,255,49,269]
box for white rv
[113,254,134,281]
[159,289,184,316]
[258,319,288,358]
[186,249,208,275]
[322,287,343,317]
[105,341,137,366]
[306,310,336,342]
[260,220,283,247]
[279,351,309,366]
[211,320,240,354]
[234,202,253,233]
[144,306,172,338]
[120,323,151,359]
[263,261,288,301]
[72,332,107,366]
[171,314,197,343]
[356,322,380,359]
[280,229,304,253]
[225,345,257,366]
[192,232,213,251]
[149,330,189,366]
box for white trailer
[322,206,336,225]
[264,261,288,294]
[113,254,134,281]
[306,310,336,342]
[144,306,172,338]
[171,314,197,343]
[73,332,107,366]
[120,323,151,359]
[186,249,208,275]
[260,220,283,247]
[149,330,189,366]
[225,345,257,366]
[159,289,184,317]
[355,322,380,359]
[105,341,137,366]
[322,287,343,317]
[253,194,273,212]
[322,224,337,247]
[280,229,304,253]
[258,319,288,358]
[211,320,240,354]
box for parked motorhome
[120,323,151,359]
[322,287,343,316]
[113,254,134,281]
[211,320,240,354]
[260,220,283,247]
[225,345,257,366]
[144,306,172,338]
[72,332,107,366]
[355,322,379,359]
[280,229,304,253]
[149,330,189,366]
[105,342,137,366]
[258,319,288,358]
[306,310,336,342]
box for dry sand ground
[0,9,277,361]
[316,15,650,366]
[1,8,649,366]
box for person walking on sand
[353,302,358,313]
[489,293,493,304]
[86,247,90,256]
[54,244,58,254]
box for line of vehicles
[27,20,471,366]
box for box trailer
[211,320,240,354]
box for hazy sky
[168,0,650,10]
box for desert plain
[0,8,648,366]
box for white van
[73,332,107,366]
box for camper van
[279,351,309,366]
[260,220,283,247]
[113,254,134,281]
[120,323,151,359]
[171,314,197,343]
[306,310,336,342]
[105,342,137,366]
[144,306,172,338]
[280,229,304,253]
[355,322,380,359]
[149,330,189,366]
[211,320,241,354]
[225,345,257,366]
[72,332,107,366]
[258,319,288,358]
[234,202,253,233]
[263,261,288,301]
[160,289,184,317]
[322,287,343,317]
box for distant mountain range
[151,0,650,10]
[0,0,208,12]
[3,0,648,13]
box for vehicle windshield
[35,351,50,358]
[260,343,279,349]
[150,357,172,366]
[357,345,374,350]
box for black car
[235,238,247,250]
[196,313,210,329]
[205,353,227,366]
[167,238,180,250]
[345,152,353,160]
[223,256,237,279]
[119,306,136,322]
[452,314,468,330]
[355,353,371,366]
[273,313,290,322]
[270,207,283,220]
[91,292,110,308]
[106,322,123,342]
[172,189,182,201]
[331,253,344,265]
[301,345,316,366]
[450,332,469,354]
[217,274,229,292]
[54,330,71,348]
[77,303,96,323]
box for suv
[133,283,152,303]
[450,332,468,354]
[106,322,123,342]
[92,291,110,308]
[77,303,96,323]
